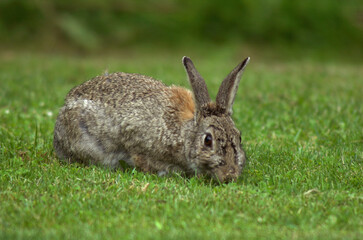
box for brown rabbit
[53,56,250,182]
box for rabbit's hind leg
[54,102,132,169]
[53,105,106,166]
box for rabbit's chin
[209,168,241,183]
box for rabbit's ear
[182,56,210,109]
[216,57,250,115]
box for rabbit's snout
[225,167,238,181]
[213,166,240,183]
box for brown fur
[132,154,155,173]
[170,87,195,122]
[200,102,227,117]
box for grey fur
[216,57,250,115]
[182,56,210,109]
[53,57,250,183]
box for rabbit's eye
[204,133,213,148]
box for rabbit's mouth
[193,156,242,183]
[201,166,241,183]
[214,170,240,183]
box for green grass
[0,49,362,239]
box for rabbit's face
[192,114,246,183]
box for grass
[0,49,362,239]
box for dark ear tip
[182,56,190,65]
[182,56,194,69]
[237,57,250,71]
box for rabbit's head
[183,56,250,183]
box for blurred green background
[0,0,363,59]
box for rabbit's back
[66,72,166,105]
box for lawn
[0,49,362,239]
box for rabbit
[53,56,250,183]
